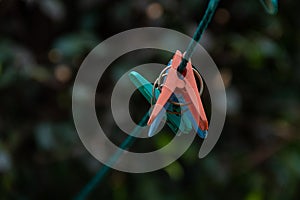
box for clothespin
[148,50,208,134]
[128,71,192,135]
[148,90,192,137]
[149,60,207,138]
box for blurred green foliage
[0,0,300,199]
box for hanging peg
[148,50,208,135]
[128,71,192,136]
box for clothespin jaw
[175,93,208,139]
[148,50,208,132]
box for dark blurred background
[0,0,300,199]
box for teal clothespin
[128,71,192,135]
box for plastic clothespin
[147,78,192,137]
[128,71,192,136]
[148,50,208,133]
[152,60,207,139]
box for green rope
[74,113,149,200]
[74,0,279,199]
[178,0,220,73]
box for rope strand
[178,0,220,73]
[74,113,149,200]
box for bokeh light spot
[146,3,164,20]
[48,49,62,63]
[214,8,230,25]
[54,64,72,83]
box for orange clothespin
[148,50,208,131]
